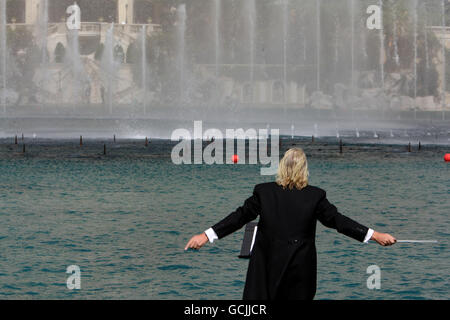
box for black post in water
[408,142,411,153]
[80,136,83,146]
[22,144,25,153]
[339,139,343,154]
[312,135,315,143]
[145,137,149,147]
[113,134,116,143]
[103,144,106,155]
[418,141,421,151]
[14,135,17,145]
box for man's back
[255,182,323,241]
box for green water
[0,138,448,299]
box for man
[185,148,396,300]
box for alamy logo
[366,265,381,290]
[66,2,81,30]
[66,265,81,290]
[171,121,279,176]
[366,5,382,30]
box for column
[118,0,134,24]
[25,0,41,25]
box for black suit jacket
[211,182,369,300]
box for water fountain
[392,3,400,66]
[36,0,51,104]
[282,0,288,103]
[213,0,221,78]
[301,20,306,63]
[424,9,430,70]
[360,16,368,64]
[442,0,447,119]
[349,0,354,92]
[141,25,147,114]
[247,0,256,83]
[101,24,116,114]
[413,0,418,102]
[316,0,321,92]
[177,4,187,102]
[379,0,385,89]
[68,28,85,104]
[0,0,6,113]
[334,14,340,76]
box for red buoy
[445,154,450,162]
[232,154,239,164]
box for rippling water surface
[0,137,448,299]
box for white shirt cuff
[364,228,374,243]
[204,228,218,243]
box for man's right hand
[371,231,397,246]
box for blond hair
[276,148,309,190]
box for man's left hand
[185,233,209,250]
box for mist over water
[0,0,448,139]
[0,0,6,113]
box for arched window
[272,81,285,104]
[126,43,137,64]
[54,42,66,63]
[114,45,125,63]
[242,83,253,103]
[94,43,104,61]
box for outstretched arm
[316,192,396,246]
[185,187,261,250]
